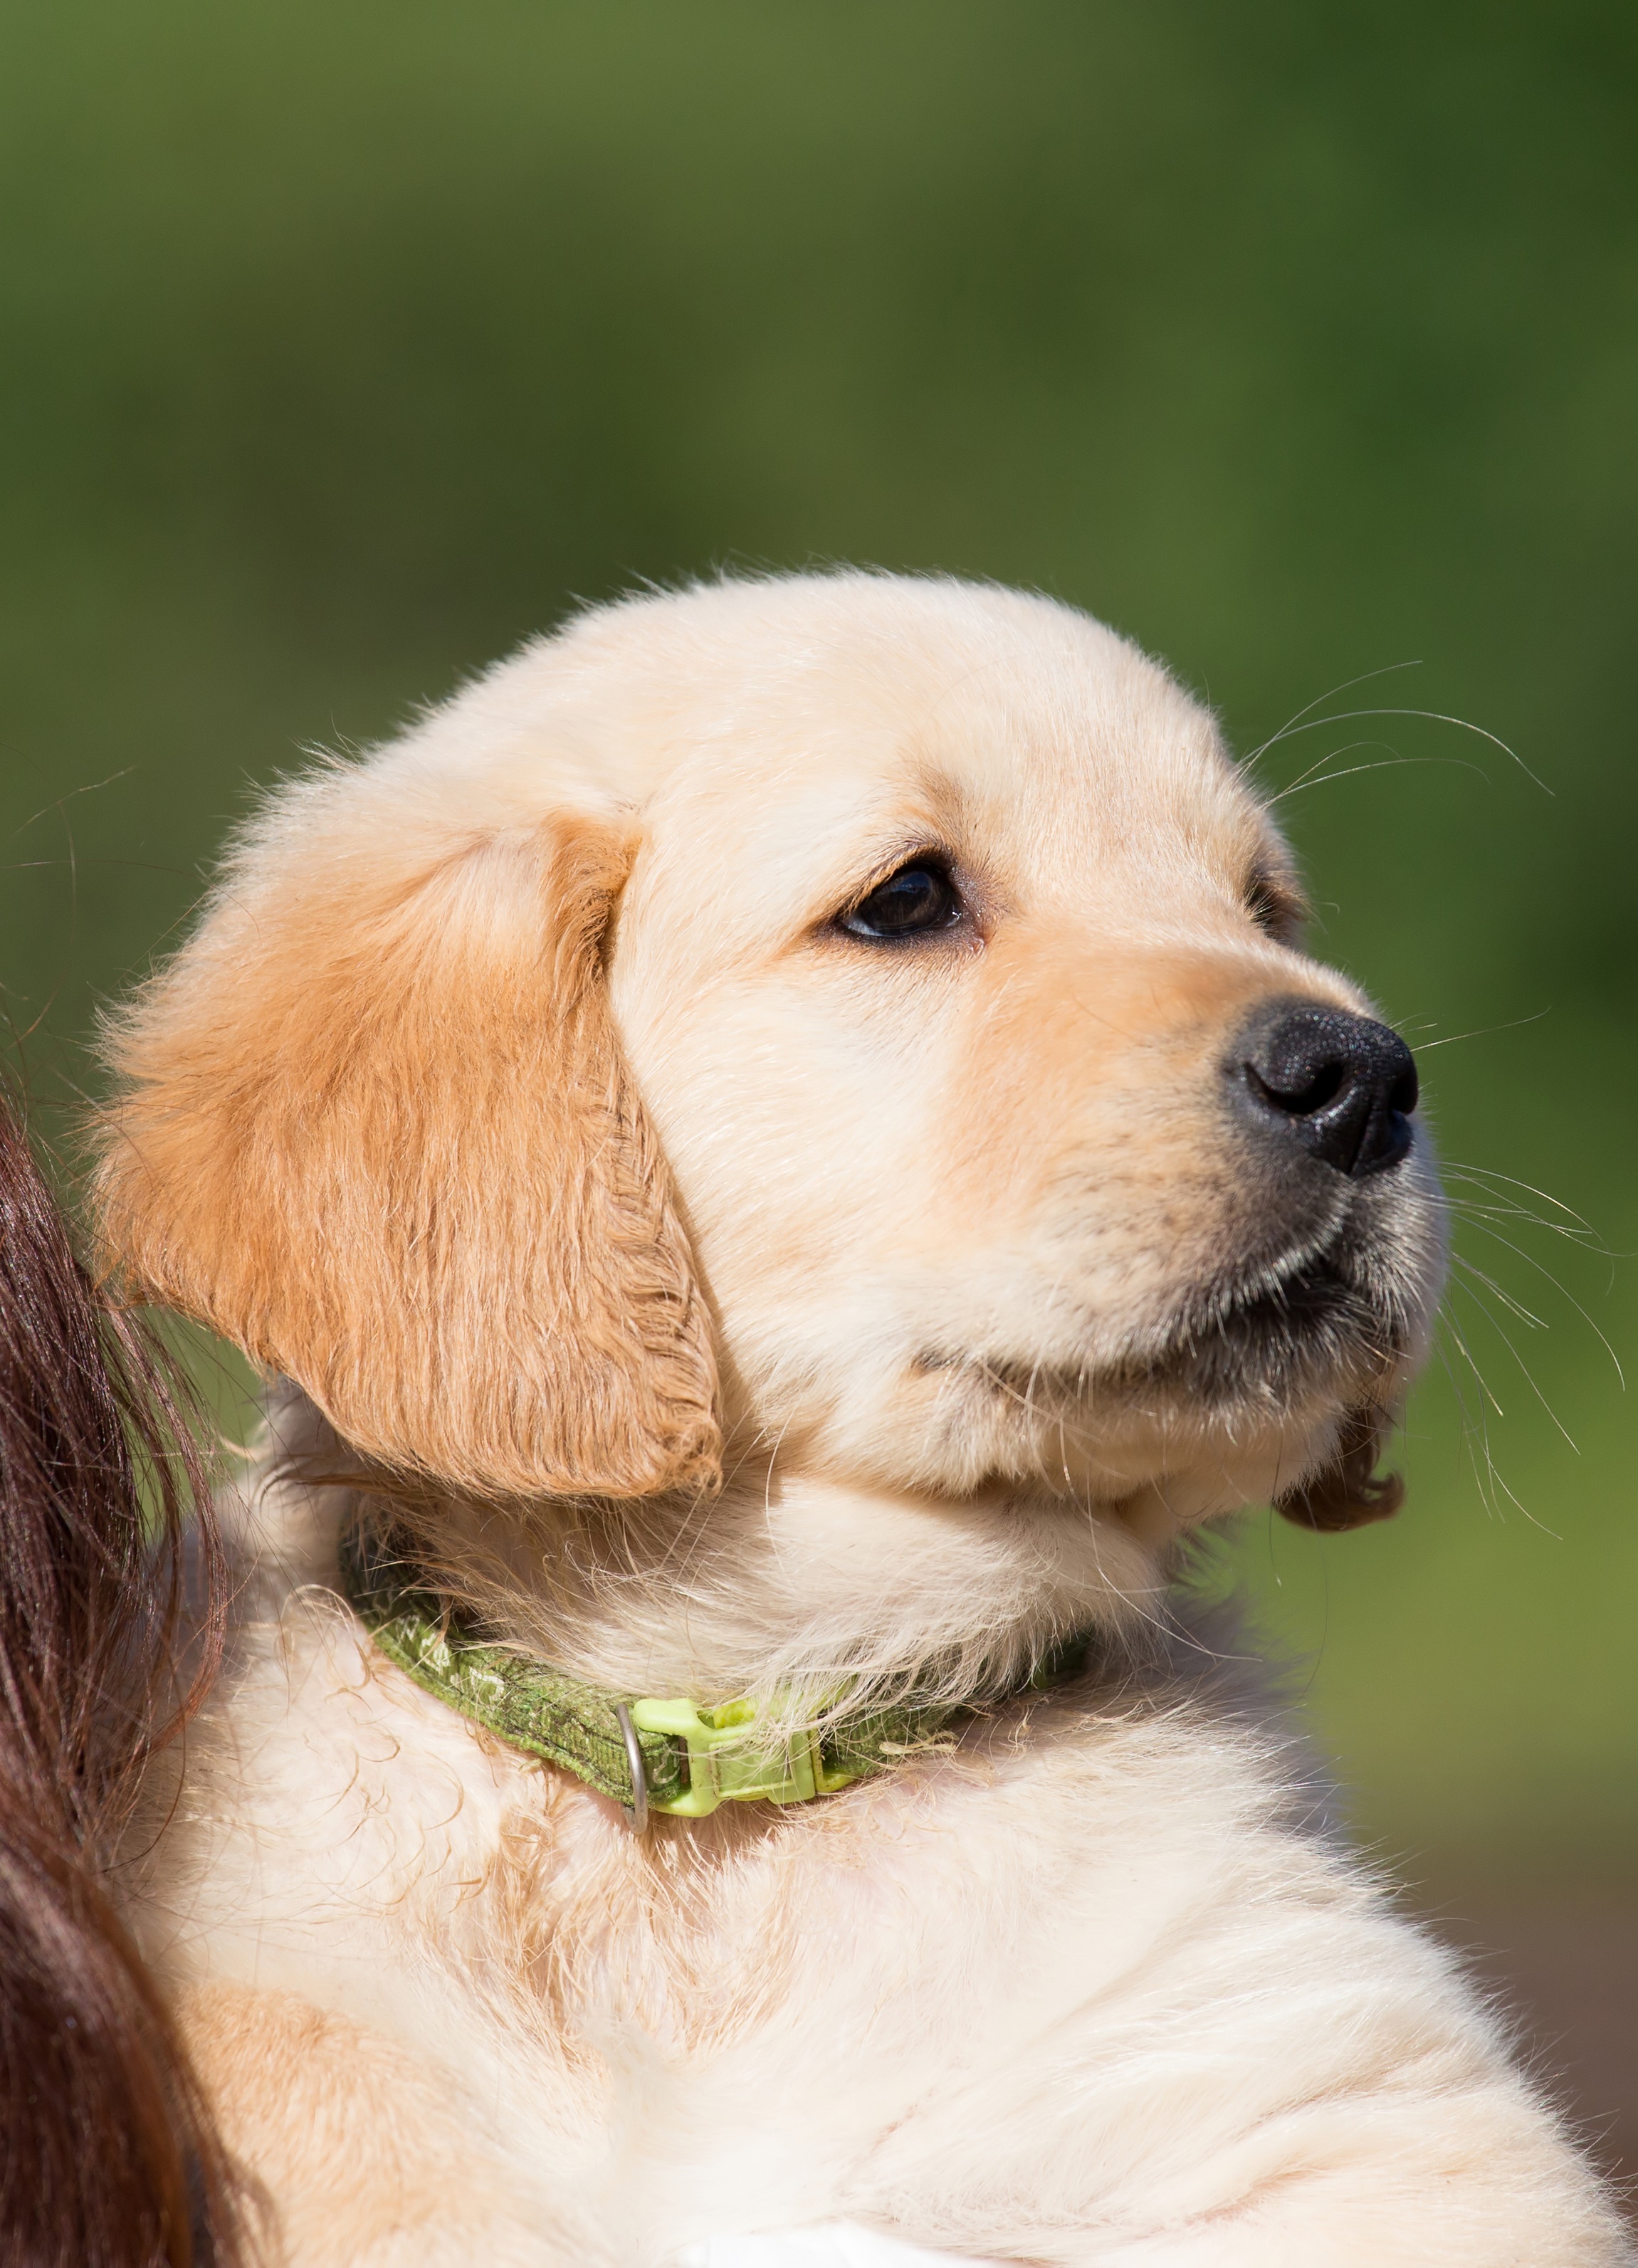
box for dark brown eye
[841,861,962,940]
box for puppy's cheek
[712,1151,1447,1506]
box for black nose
[1234,999,1419,1178]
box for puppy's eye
[1245,866,1304,943]
[841,861,962,941]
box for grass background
[2,1,1634,1886]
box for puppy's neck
[259,1388,1182,1718]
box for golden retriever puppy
[97,574,1627,2265]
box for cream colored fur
[101,575,1627,2263]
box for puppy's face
[603,581,1443,1520]
[98,573,1443,1543]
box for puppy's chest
[176,1605,1261,2232]
[457,1745,1097,2223]
[468,1745,1005,2063]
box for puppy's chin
[770,1269,1429,1518]
[768,1360,1360,1531]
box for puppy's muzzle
[1232,997,1419,1179]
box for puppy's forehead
[559,575,1261,891]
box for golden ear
[95,791,720,1501]
[1276,1407,1404,1533]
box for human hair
[0,1089,238,2266]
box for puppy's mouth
[924,1219,1428,1427]
[1115,1233,1405,1412]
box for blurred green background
[2,1,1634,1889]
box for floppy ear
[95,778,721,1501]
[1276,1406,1404,1533]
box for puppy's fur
[98,575,1627,2263]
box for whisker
[1270,754,1487,805]
[1251,705,1549,795]
[1450,1215,1626,1389]
[1445,1193,1598,1241]
[1442,1162,1592,1220]
[1442,1162,1612,1251]
[1271,735,1405,797]
[1445,1204,1605,1266]
[1439,1303,1506,1421]
[1430,1337,1498,1518]
[1413,1009,1551,1053]
[1449,1251,1547,1332]
[1241,660,1426,771]
[1446,1276,1580,1459]
[1435,1318,1539,1523]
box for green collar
[338,1526,1092,1829]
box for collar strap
[337,1526,1091,1826]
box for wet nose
[1234,999,1419,1178]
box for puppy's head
[97,574,1444,1542]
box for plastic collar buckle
[629,1696,857,1820]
